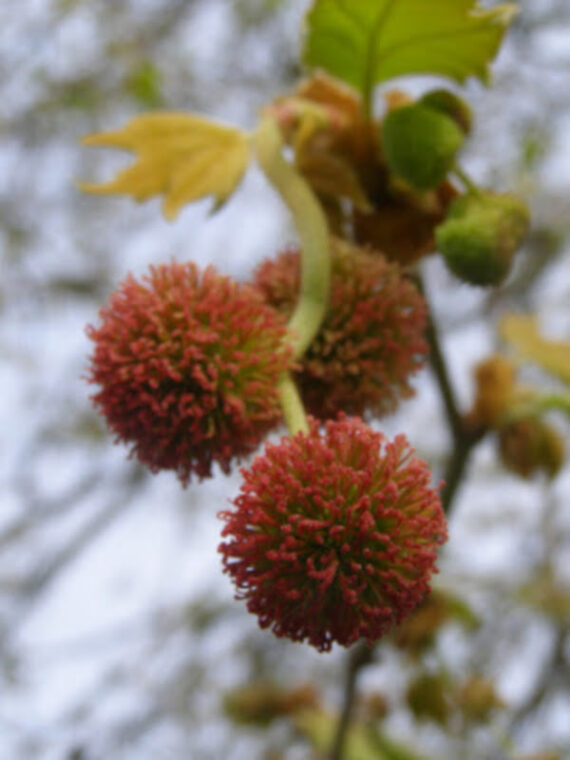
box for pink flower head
[220,416,446,652]
[87,261,291,485]
[253,239,428,419]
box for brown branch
[509,624,569,733]
[423,294,463,443]
[329,640,374,760]
[439,429,482,514]
[417,274,484,514]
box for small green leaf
[126,61,163,107]
[369,726,436,760]
[295,709,385,760]
[295,709,436,760]
[304,0,517,110]
[538,393,570,417]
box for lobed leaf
[500,313,570,385]
[80,113,250,220]
[304,0,518,108]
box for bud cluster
[468,355,564,479]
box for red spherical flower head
[87,261,291,485]
[253,239,428,419]
[220,416,446,652]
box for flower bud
[436,192,530,286]
[406,672,450,726]
[469,355,516,429]
[364,692,389,720]
[223,682,317,726]
[380,102,465,190]
[498,417,564,479]
[457,676,504,722]
[420,89,472,134]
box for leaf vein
[364,0,398,113]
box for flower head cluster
[220,416,446,652]
[253,239,428,419]
[87,261,291,485]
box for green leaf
[295,709,436,760]
[295,709,386,760]
[369,727,436,760]
[126,61,163,107]
[304,0,518,110]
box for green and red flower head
[253,239,428,419]
[220,416,446,652]
[87,261,291,485]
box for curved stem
[277,373,309,436]
[253,116,331,360]
[452,163,483,198]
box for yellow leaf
[500,314,570,385]
[80,112,250,220]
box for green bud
[406,672,450,726]
[436,192,530,285]
[457,676,505,722]
[420,89,472,134]
[498,417,564,479]
[380,102,465,190]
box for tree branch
[417,274,484,513]
[329,640,374,760]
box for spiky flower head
[220,416,446,652]
[87,261,291,485]
[253,239,428,419]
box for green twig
[253,116,332,438]
[253,116,331,361]
[277,373,309,436]
[452,163,483,198]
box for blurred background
[0,1,569,758]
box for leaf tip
[81,130,129,149]
[494,3,519,26]
[76,179,113,195]
[161,198,180,222]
